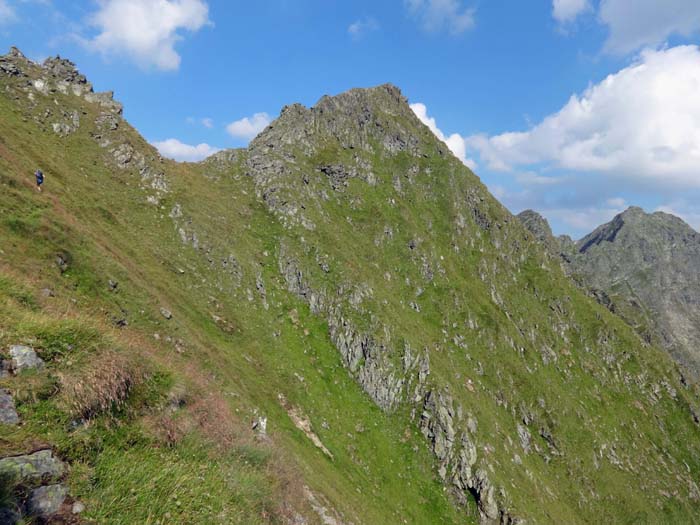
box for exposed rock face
[518,206,700,380]
[516,209,553,244]
[516,209,576,264]
[0,449,69,521]
[246,84,424,230]
[574,207,700,379]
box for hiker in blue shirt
[35,169,44,192]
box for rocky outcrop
[278,244,404,412]
[516,209,576,265]
[0,449,65,483]
[277,242,515,523]
[27,484,68,518]
[245,84,425,230]
[0,449,70,523]
[0,47,171,204]
[7,345,45,373]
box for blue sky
[2,0,700,237]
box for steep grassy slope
[0,50,464,524]
[1,48,700,524]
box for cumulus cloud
[0,0,17,24]
[348,17,379,39]
[552,0,590,24]
[201,117,213,128]
[152,138,219,162]
[467,46,700,189]
[88,0,210,70]
[600,0,700,55]
[545,203,627,234]
[226,112,271,141]
[405,0,475,35]
[410,102,476,169]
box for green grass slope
[0,49,699,524]
[0,51,464,524]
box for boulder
[27,484,67,517]
[8,345,45,373]
[0,449,65,484]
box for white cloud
[552,0,589,24]
[546,204,627,234]
[600,0,700,55]
[0,0,16,24]
[348,17,379,39]
[406,0,475,35]
[467,46,700,189]
[186,117,212,127]
[152,138,219,162]
[605,197,626,208]
[88,0,210,70]
[410,102,476,169]
[226,112,271,141]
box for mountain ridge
[1,47,700,524]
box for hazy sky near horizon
[2,0,700,237]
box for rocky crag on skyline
[1,47,700,524]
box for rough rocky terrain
[1,47,700,524]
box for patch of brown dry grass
[59,350,145,419]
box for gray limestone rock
[27,484,67,517]
[0,449,66,484]
[516,424,531,454]
[0,390,19,425]
[8,345,45,373]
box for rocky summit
[1,48,700,524]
